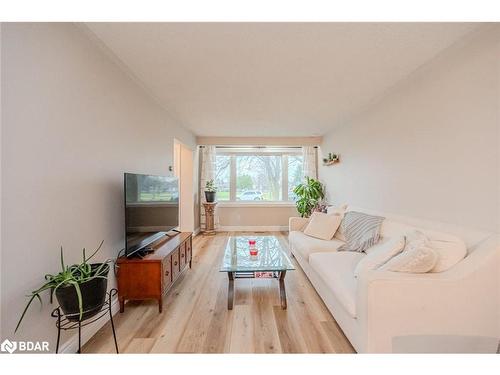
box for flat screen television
[124,173,179,257]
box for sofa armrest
[355,244,499,352]
[289,217,310,232]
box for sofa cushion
[309,252,363,318]
[289,231,344,260]
[303,212,342,240]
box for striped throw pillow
[337,211,385,252]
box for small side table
[202,202,217,235]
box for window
[215,147,303,203]
[215,155,230,201]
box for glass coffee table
[220,235,295,310]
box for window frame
[215,148,303,206]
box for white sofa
[288,207,500,353]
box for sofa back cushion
[380,219,416,239]
[325,206,470,273]
[350,205,489,250]
[379,219,467,273]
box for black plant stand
[51,288,119,354]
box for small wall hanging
[322,153,340,166]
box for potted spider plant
[204,179,217,203]
[15,241,112,332]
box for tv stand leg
[119,298,125,313]
[158,298,163,313]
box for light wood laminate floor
[83,232,355,353]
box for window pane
[215,155,230,201]
[236,155,282,201]
[288,155,303,201]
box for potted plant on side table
[15,240,112,332]
[204,179,217,203]
[293,176,325,217]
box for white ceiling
[85,23,479,137]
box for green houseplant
[293,176,325,217]
[15,241,111,332]
[204,179,217,203]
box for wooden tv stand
[116,232,193,313]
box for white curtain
[302,146,318,179]
[199,145,218,228]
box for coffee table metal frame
[221,236,294,310]
[226,270,288,310]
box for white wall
[319,26,500,233]
[217,205,298,230]
[0,23,196,349]
[0,23,3,338]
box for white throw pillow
[303,212,342,241]
[422,229,467,273]
[327,204,348,241]
[379,231,438,273]
[353,236,406,278]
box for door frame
[173,139,194,232]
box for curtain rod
[199,145,317,149]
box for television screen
[124,173,179,257]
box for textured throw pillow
[303,212,342,240]
[353,236,406,278]
[379,231,438,273]
[423,230,467,273]
[337,211,385,252]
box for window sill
[217,202,297,208]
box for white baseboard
[217,225,288,232]
[59,297,120,354]
[193,227,201,236]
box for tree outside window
[215,149,303,202]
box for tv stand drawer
[162,256,172,292]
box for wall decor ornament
[323,153,340,166]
